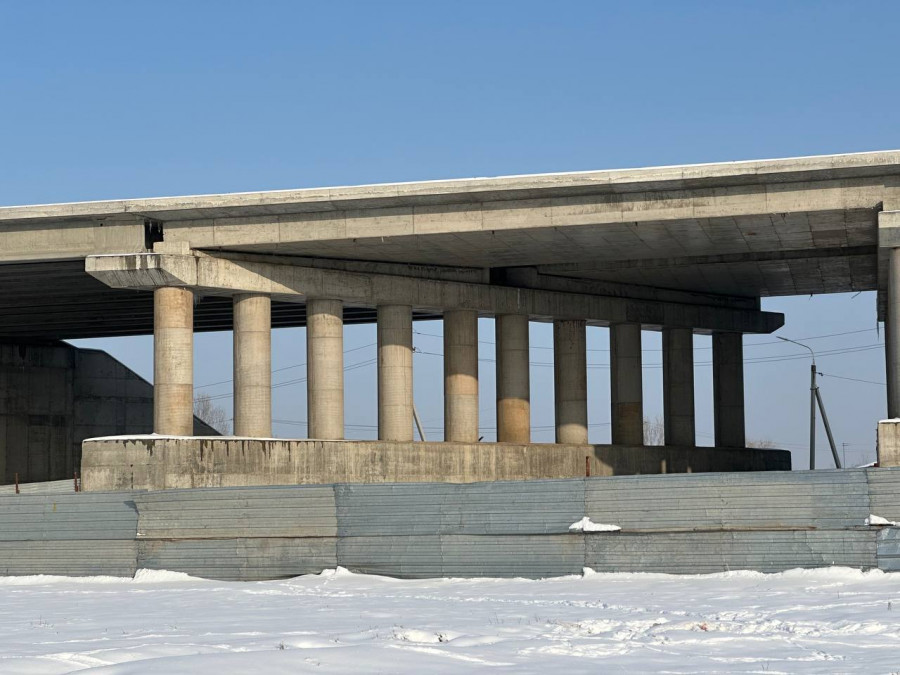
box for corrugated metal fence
[0,468,897,580]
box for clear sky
[2,1,898,468]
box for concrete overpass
[3,150,900,487]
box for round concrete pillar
[662,327,695,446]
[713,332,745,448]
[233,293,271,437]
[496,313,530,443]
[377,304,413,441]
[307,298,344,439]
[553,319,588,444]
[888,248,900,418]
[443,310,478,442]
[153,286,194,436]
[610,322,644,445]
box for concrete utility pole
[777,336,842,470]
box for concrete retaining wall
[81,437,791,490]
[0,468,896,580]
[0,342,218,485]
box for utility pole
[777,336,842,470]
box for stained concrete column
[496,314,530,443]
[307,298,344,439]
[663,327,695,447]
[377,304,413,441]
[233,293,272,437]
[610,323,643,445]
[713,332,745,448]
[443,310,478,442]
[553,320,588,444]
[153,287,194,435]
[888,248,900,418]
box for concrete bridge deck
[1,150,898,339]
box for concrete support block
[888,248,900,418]
[232,293,271,437]
[443,310,478,442]
[377,305,413,442]
[713,332,745,448]
[307,298,344,439]
[496,314,530,443]
[663,327,695,446]
[611,323,643,445]
[153,287,193,436]
[878,419,900,467]
[553,320,588,444]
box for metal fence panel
[0,493,139,541]
[439,534,584,578]
[876,528,900,571]
[586,530,877,574]
[337,535,444,578]
[0,541,137,577]
[866,468,900,522]
[137,537,337,581]
[337,479,584,537]
[135,486,337,539]
[585,470,870,530]
[0,480,76,495]
[0,473,893,580]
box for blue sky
[2,1,898,467]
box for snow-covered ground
[2,567,900,673]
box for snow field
[0,566,899,673]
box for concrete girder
[85,252,784,334]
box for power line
[413,342,884,369]
[203,355,377,402]
[412,327,879,353]
[817,372,886,387]
[195,342,376,391]
[196,328,880,391]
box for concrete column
[663,327,695,446]
[888,248,900,418]
[443,310,478,442]
[496,314,530,443]
[553,320,588,444]
[233,293,272,437]
[307,298,344,439]
[713,332,745,448]
[153,287,194,435]
[610,323,643,445]
[377,304,413,441]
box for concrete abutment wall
[0,341,217,485]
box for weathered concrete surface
[495,314,530,443]
[553,320,588,444]
[153,287,194,436]
[443,310,478,442]
[663,327,696,446]
[610,323,643,445]
[233,293,271,437]
[307,298,344,439]
[81,437,792,491]
[0,342,216,484]
[713,332,746,448]
[377,305,413,441]
[878,420,900,467]
[887,246,900,418]
[86,251,785,334]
